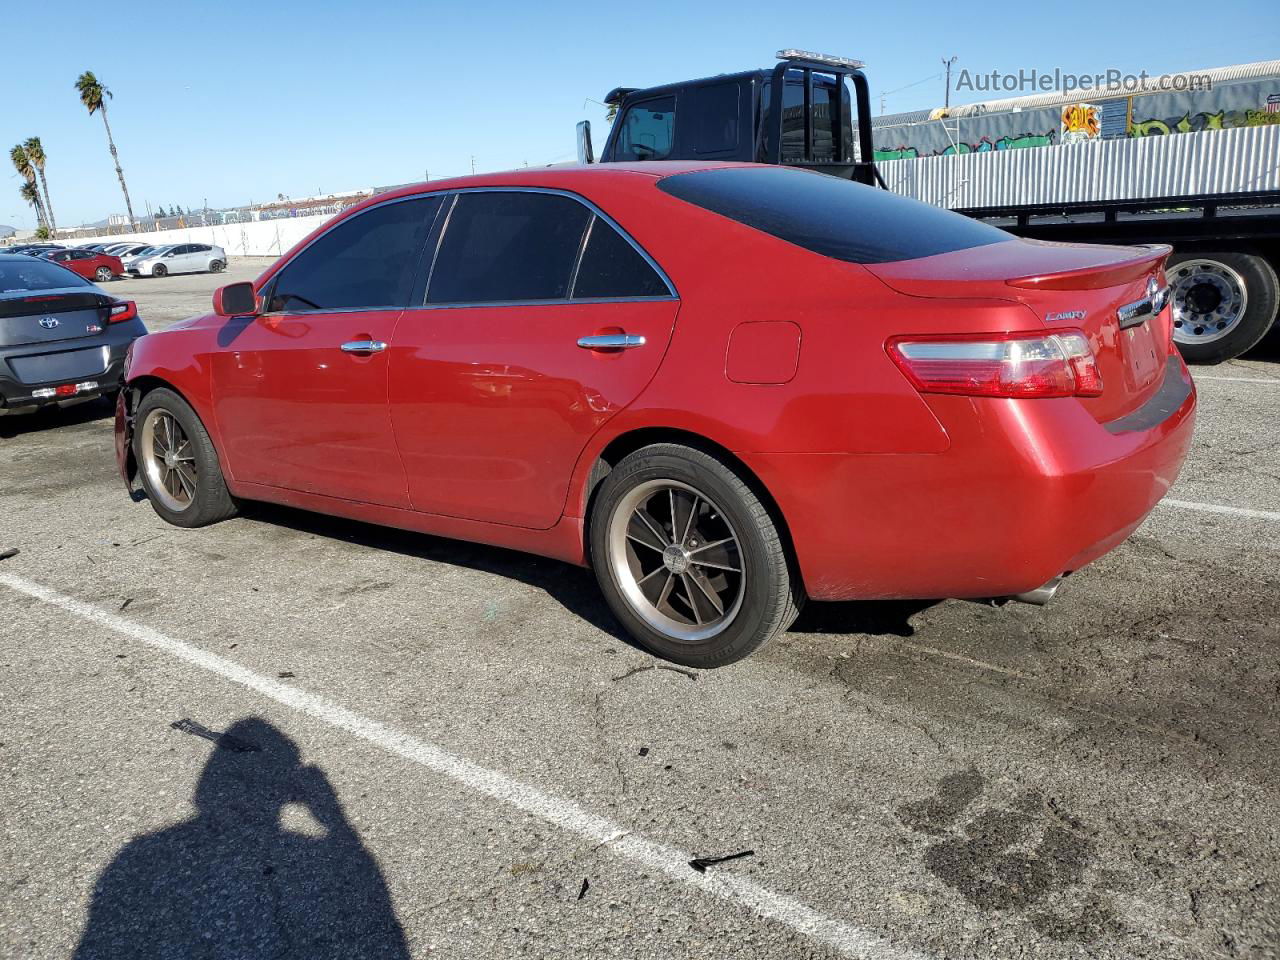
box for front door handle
[340,340,387,353]
[577,333,646,351]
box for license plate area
[1124,321,1161,387]
[9,346,110,385]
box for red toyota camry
[115,163,1194,667]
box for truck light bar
[777,49,865,70]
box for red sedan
[43,247,124,283]
[115,163,1195,667]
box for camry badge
[39,317,60,329]
[1046,310,1086,323]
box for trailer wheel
[1168,252,1278,364]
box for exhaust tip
[1011,575,1064,606]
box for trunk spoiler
[1007,245,1171,291]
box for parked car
[120,245,163,271]
[104,242,144,256]
[78,243,113,252]
[109,242,156,264]
[115,164,1195,667]
[127,243,227,277]
[8,243,65,257]
[42,247,124,283]
[0,253,145,416]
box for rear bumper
[746,356,1197,601]
[0,321,144,416]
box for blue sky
[5,0,1276,228]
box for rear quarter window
[656,166,1010,264]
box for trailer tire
[1168,251,1278,364]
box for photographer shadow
[73,718,410,960]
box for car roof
[368,161,757,209]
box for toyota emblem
[39,317,60,329]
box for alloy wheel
[607,479,745,642]
[140,409,197,512]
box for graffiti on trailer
[1130,108,1280,136]
[874,132,1056,161]
[1061,104,1101,142]
[942,132,1056,154]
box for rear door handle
[577,334,646,350]
[340,340,387,353]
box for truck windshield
[656,166,1011,264]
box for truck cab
[582,50,882,187]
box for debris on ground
[638,746,650,757]
[0,548,18,561]
[170,718,261,753]
[577,878,590,900]
[689,850,755,873]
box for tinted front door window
[269,196,440,311]
[427,192,591,303]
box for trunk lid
[867,238,1173,423]
[0,288,115,349]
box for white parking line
[1160,498,1280,522]
[1192,375,1280,384]
[0,572,927,960]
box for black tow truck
[578,50,1280,364]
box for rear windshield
[656,166,1010,264]
[0,257,91,293]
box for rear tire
[1169,251,1278,364]
[152,263,168,278]
[94,266,113,282]
[133,387,237,528]
[210,259,225,273]
[589,443,803,668]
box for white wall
[73,211,338,258]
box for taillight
[108,300,138,324]
[886,330,1103,398]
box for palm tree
[10,144,47,231]
[23,137,56,237]
[75,71,136,227]
[19,181,46,233]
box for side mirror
[213,281,258,317]
[576,120,595,165]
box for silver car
[127,242,227,278]
[120,245,164,272]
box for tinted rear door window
[269,196,440,311]
[657,166,1010,264]
[428,192,591,303]
[572,218,670,299]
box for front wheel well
[583,427,800,586]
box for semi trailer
[577,51,1280,363]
